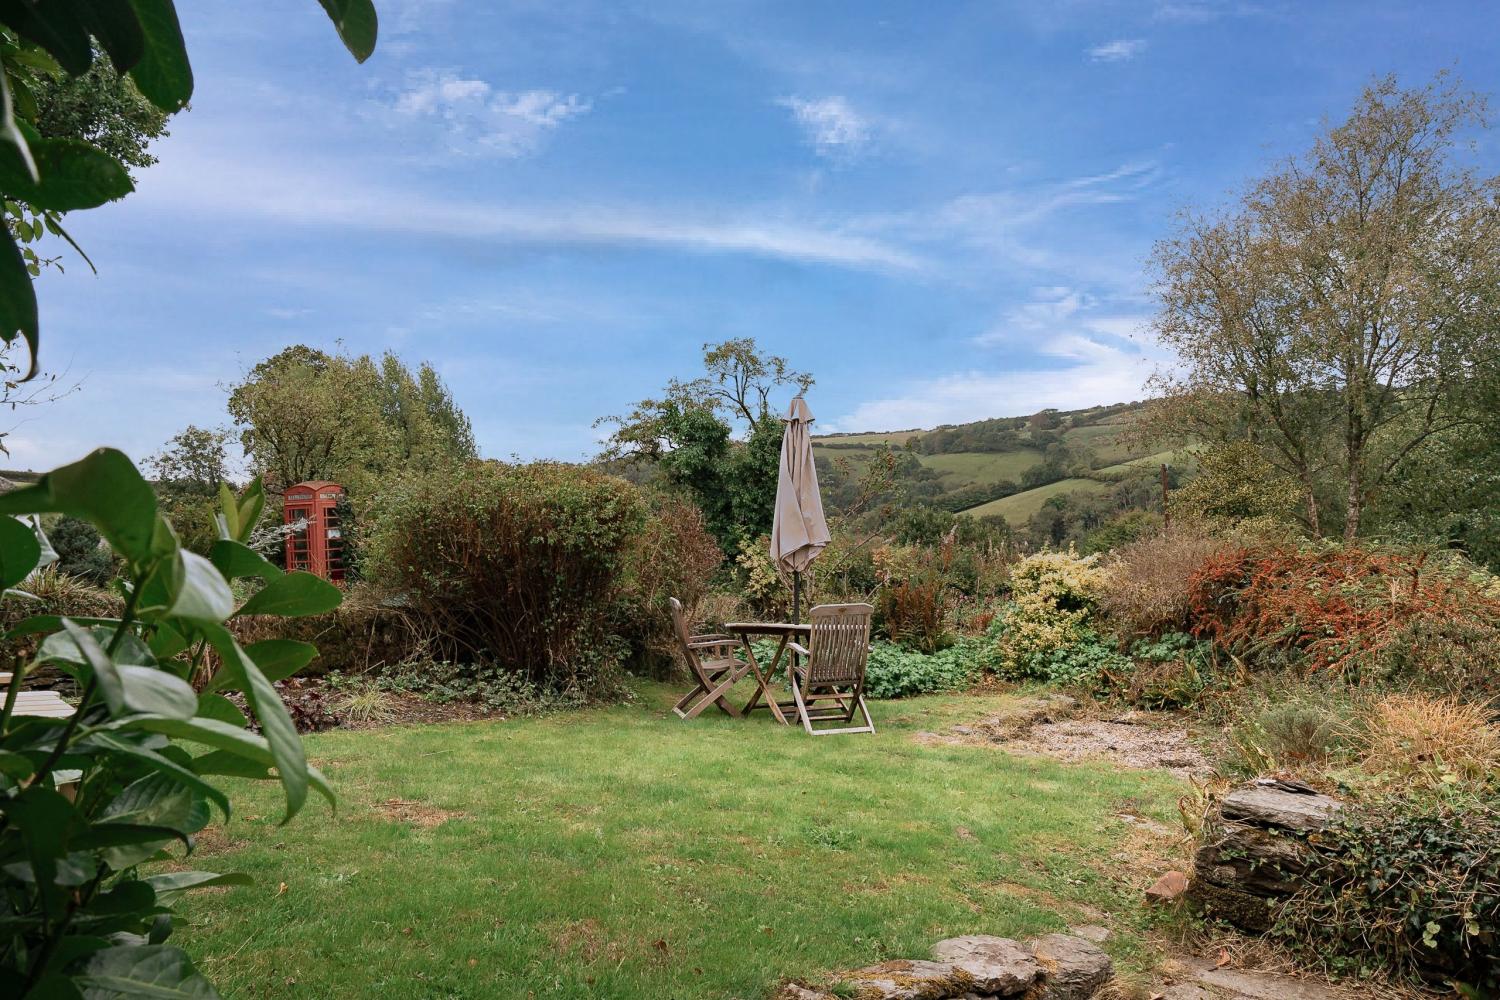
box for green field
[1093,447,1198,479]
[816,431,923,447]
[963,478,1110,524]
[161,682,1179,998]
[920,449,1043,488]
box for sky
[9,0,1500,469]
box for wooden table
[724,622,810,725]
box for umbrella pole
[792,570,802,668]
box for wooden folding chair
[784,603,875,736]
[668,598,750,720]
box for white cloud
[826,334,1160,433]
[391,70,591,156]
[1088,39,1148,62]
[777,96,872,159]
[133,148,923,272]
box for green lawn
[962,478,1110,524]
[167,683,1181,999]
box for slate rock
[1066,925,1111,944]
[1220,785,1341,832]
[930,936,1040,995]
[1027,933,1113,1000]
[841,959,974,1000]
[775,986,836,1000]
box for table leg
[739,632,790,725]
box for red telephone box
[283,481,346,582]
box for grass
[921,449,1042,489]
[165,682,1182,999]
[962,478,1110,524]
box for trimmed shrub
[46,515,117,584]
[366,461,646,696]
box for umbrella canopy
[769,396,831,575]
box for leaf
[0,1,95,74]
[214,482,239,541]
[59,620,125,715]
[0,219,38,367]
[317,0,379,62]
[235,572,341,618]
[124,0,194,112]
[75,944,220,998]
[78,0,149,74]
[99,773,208,867]
[193,693,247,728]
[208,539,278,583]
[143,870,251,901]
[0,135,135,211]
[80,732,229,819]
[0,749,35,781]
[0,514,42,589]
[166,551,235,624]
[0,450,159,564]
[115,666,198,720]
[243,639,317,683]
[199,626,309,820]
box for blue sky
[11,0,1500,469]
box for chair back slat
[806,603,873,686]
[669,598,708,683]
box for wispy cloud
[1088,38,1148,62]
[390,69,591,156]
[135,149,923,272]
[777,96,872,159]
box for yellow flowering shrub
[992,547,1111,676]
[735,535,788,618]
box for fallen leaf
[276,882,288,897]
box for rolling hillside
[815,401,1186,526]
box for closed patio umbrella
[769,395,830,622]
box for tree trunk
[1299,469,1321,536]
[1343,459,1362,543]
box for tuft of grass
[335,686,396,725]
[160,681,1183,999]
[1360,693,1500,788]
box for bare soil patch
[375,797,467,828]
[916,696,1211,778]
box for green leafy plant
[1280,790,1500,991]
[0,450,343,996]
[863,639,978,699]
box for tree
[599,337,814,460]
[227,346,476,496]
[598,339,813,551]
[148,425,231,494]
[1150,74,1500,541]
[0,49,166,449]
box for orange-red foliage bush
[1187,546,1500,684]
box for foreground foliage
[0,451,342,997]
